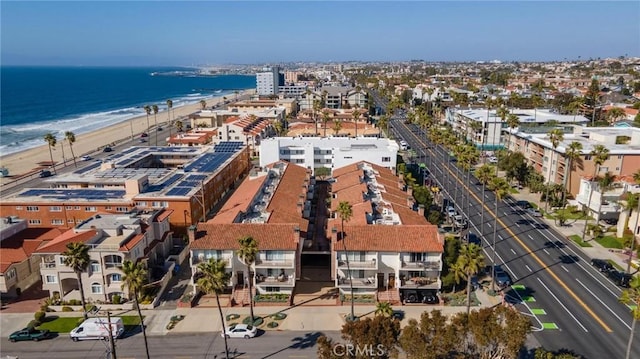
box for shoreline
[0,89,254,181]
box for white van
[399,140,408,150]
[70,317,124,341]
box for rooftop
[512,127,640,154]
[451,108,590,124]
[190,223,301,250]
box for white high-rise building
[256,67,280,95]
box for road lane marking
[511,248,517,255]
[504,211,509,216]
[515,222,520,227]
[403,122,613,332]
[537,278,588,332]
[542,248,550,255]
[487,223,491,228]
[562,266,569,273]
[498,234,503,240]
[525,265,532,272]
[575,278,631,330]
[528,234,534,240]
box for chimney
[407,187,413,196]
[418,204,425,216]
[187,224,197,243]
[293,226,300,244]
[407,197,414,208]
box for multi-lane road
[391,117,639,358]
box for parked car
[421,290,440,304]
[81,155,92,161]
[516,200,531,209]
[139,138,147,143]
[453,215,468,229]
[527,208,542,217]
[9,328,50,342]
[446,206,457,218]
[607,270,632,288]
[39,170,52,178]
[468,232,480,245]
[157,127,163,131]
[492,265,512,288]
[140,132,148,137]
[403,290,421,304]
[102,146,113,153]
[603,218,618,225]
[221,324,257,339]
[590,258,614,272]
[488,156,498,163]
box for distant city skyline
[1,1,639,66]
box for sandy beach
[0,90,254,183]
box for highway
[390,117,639,358]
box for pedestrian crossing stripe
[511,284,526,290]
[542,323,559,330]
[522,295,536,302]
[530,308,546,315]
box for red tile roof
[1,227,67,272]
[266,163,310,231]
[210,174,267,224]
[35,229,98,254]
[334,225,443,252]
[119,233,146,251]
[155,209,174,223]
[190,223,300,250]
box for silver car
[221,324,257,339]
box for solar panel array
[74,161,102,174]
[183,152,232,173]
[146,173,184,192]
[214,141,244,153]
[165,187,192,196]
[19,189,126,201]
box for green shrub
[68,299,81,306]
[84,304,97,313]
[61,306,74,312]
[34,311,46,323]
[242,316,264,326]
[112,294,121,304]
[267,321,279,328]
[27,320,40,330]
[271,312,287,320]
[254,293,289,302]
[226,314,240,321]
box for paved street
[391,118,640,359]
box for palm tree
[352,107,361,137]
[582,145,610,241]
[607,107,627,125]
[488,176,510,291]
[545,129,564,212]
[120,260,150,359]
[456,243,485,314]
[166,99,173,137]
[199,99,207,111]
[321,110,331,137]
[563,141,583,207]
[62,242,90,320]
[197,258,231,359]
[65,131,78,168]
[237,236,258,323]
[495,106,509,154]
[313,99,322,136]
[623,193,640,274]
[174,120,184,133]
[332,120,343,136]
[375,301,393,317]
[144,105,151,133]
[476,164,496,228]
[505,113,520,151]
[43,133,57,174]
[337,201,355,321]
[619,276,640,359]
[152,105,159,146]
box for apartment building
[0,218,64,298]
[0,143,250,232]
[259,137,398,175]
[256,67,281,96]
[327,162,444,302]
[37,209,173,302]
[167,128,217,147]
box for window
[50,206,62,212]
[51,219,64,225]
[345,251,366,262]
[26,206,39,212]
[90,261,101,272]
[68,219,75,223]
[618,155,622,159]
[599,167,608,173]
[45,275,57,284]
[409,253,426,262]
[15,206,23,210]
[91,283,103,294]
[265,251,284,261]
[382,157,391,162]
[110,273,122,282]
[85,206,97,212]
[74,206,80,210]
[59,256,66,265]
[585,155,592,160]
[348,270,365,279]
[116,207,128,212]
[6,268,17,280]
[265,287,280,292]
[28,219,41,225]
[66,206,73,210]
[105,206,112,210]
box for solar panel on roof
[73,161,102,174]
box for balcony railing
[401,261,441,270]
[104,262,123,269]
[337,277,377,288]
[40,262,57,270]
[255,275,295,286]
[192,256,232,267]
[400,277,441,289]
[337,260,377,269]
[254,259,294,268]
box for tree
[174,120,184,133]
[152,105,159,146]
[337,201,355,321]
[545,129,564,212]
[62,242,90,320]
[563,141,583,206]
[237,236,258,323]
[352,107,361,137]
[120,260,150,359]
[322,110,331,137]
[197,258,231,359]
[144,105,151,133]
[505,113,520,150]
[332,120,343,136]
[318,315,400,359]
[375,301,393,317]
[43,133,57,174]
[65,131,78,168]
[313,99,322,135]
[623,193,639,273]
[457,243,485,314]
[166,99,173,137]
[489,177,510,291]
[619,276,640,359]
[582,145,610,241]
[399,310,456,359]
[607,107,626,124]
[199,99,207,110]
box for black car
[591,258,614,272]
[420,291,440,304]
[39,170,52,178]
[516,200,531,209]
[492,266,512,288]
[403,290,421,303]
[468,232,480,245]
[103,146,113,153]
[608,270,632,287]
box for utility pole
[192,180,207,223]
[106,310,117,359]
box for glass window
[91,283,102,294]
[111,273,122,282]
[265,251,284,261]
[90,261,101,272]
[45,275,57,283]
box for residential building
[37,209,174,302]
[166,128,217,147]
[278,85,308,99]
[259,137,399,175]
[256,67,281,96]
[1,218,64,298]
[216,115,275,154]
[0,143,250,232]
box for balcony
[337,276,377,288]
[40,262,57,270]
[192,255,232,268]
[400,277,441,289]
[254,259,294,268]
[104,262,123,270]
[401,260,441,271]
[337,259,378,270]
[255,274,295,287]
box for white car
[446,206,457,218]
[81,155,92,161]
[221,324,257,339]
[488,156,498,163]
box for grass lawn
[552,208,592,220]
[569,235,592,247]
[509,188,519,194]
[37,315,141,333]
[595,236,624,249]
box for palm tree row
[43,131,79,172]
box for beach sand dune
[0,90,253,184]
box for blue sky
[2,1,639,66]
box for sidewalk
[509,189,635,272]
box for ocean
[0,66,255,156]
